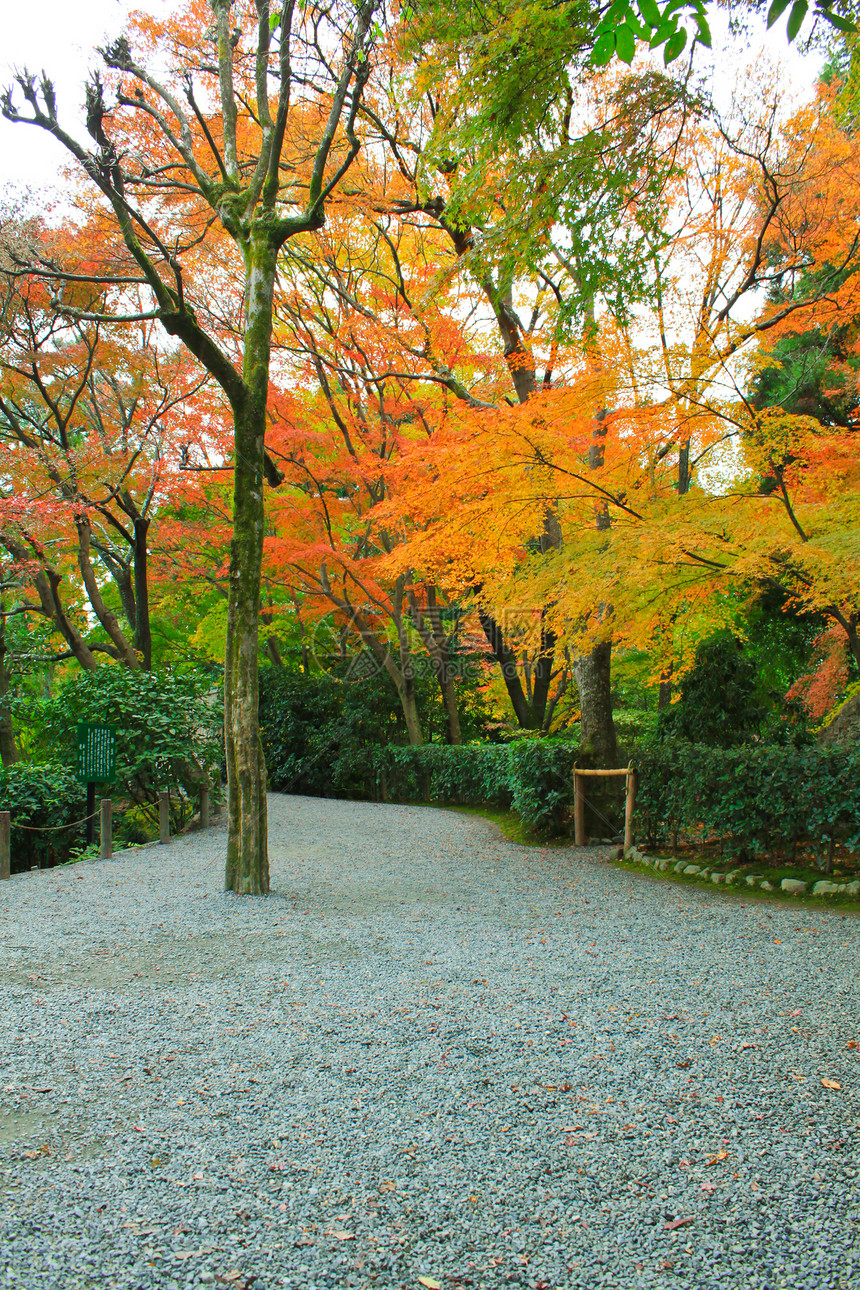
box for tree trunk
[133,517,152,669]
[77,519,140,669]
[574,640,617,766]
[34,565,98,670]
[478,608,538,729]
[399,671,424,746]
[440,669,462,744]
[395,607,424,746]
[409,588,462,744]
[531,621,556,727]
[573,406,618,763]
[224,236,274,896]
[0,605,18,766]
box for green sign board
[76,724,116,783]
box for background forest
[1,0,859,880]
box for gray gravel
[1,794,859,1290]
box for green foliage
[38,668,223,832]
[635,738,860,860]
[260,664,581,831]
[259,662,495,797]
[371,740,582,833]
[658,633,766,747]
[0,762,87,873]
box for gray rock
[655,858,671,871]
[673,861,687,874]
[781,879,808,895]
[683,865,701,875]
[711,873,724,885]
[846,881,860,897]
[760,880,774,891]
[813,880,839,896]
[745,874,764,887]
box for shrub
[657,634,765,747]
[634,738,860,861]
[38,668,223,832]
[0,763,87,873]
[369,741,583,834]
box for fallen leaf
[663,1216,695,1231]
[327,1231,355,1241]
[821,1078,841,1090]
[417,1279,442,1290]
[846,1041,857,1050]
[700,1182,717,1193]
[705,1149,728,1166]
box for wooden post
[200,783,210,830]
[100,799,112,859]
[159,791,170,845]
[85,781,96,847]
[0,811,9,880]
[573,769,586,846]
[624,765,636,856]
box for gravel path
[1,794,859,1290]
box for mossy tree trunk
[224,233,275,894]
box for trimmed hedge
[635,740,860,860]
[0,763,87,873]
[367,741,583,833]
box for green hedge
[368,741,583,833]
[0,763,87,873]
[634,740,860,860]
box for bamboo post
[100,799,112,859]
[159,791,170,845]
[624,765,636,856]
[200,783,210,830]
[573,768,586,846]
[0,811,9,880]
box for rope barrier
[15,811,101,833]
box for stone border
[622,845,860,900]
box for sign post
[75,724,116,847]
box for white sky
[0,1,826,202]
[0,0,170,200]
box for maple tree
[339,50,699,757]
[0,231,210,673]
[2,0,380,892]
[360,72,860,739]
